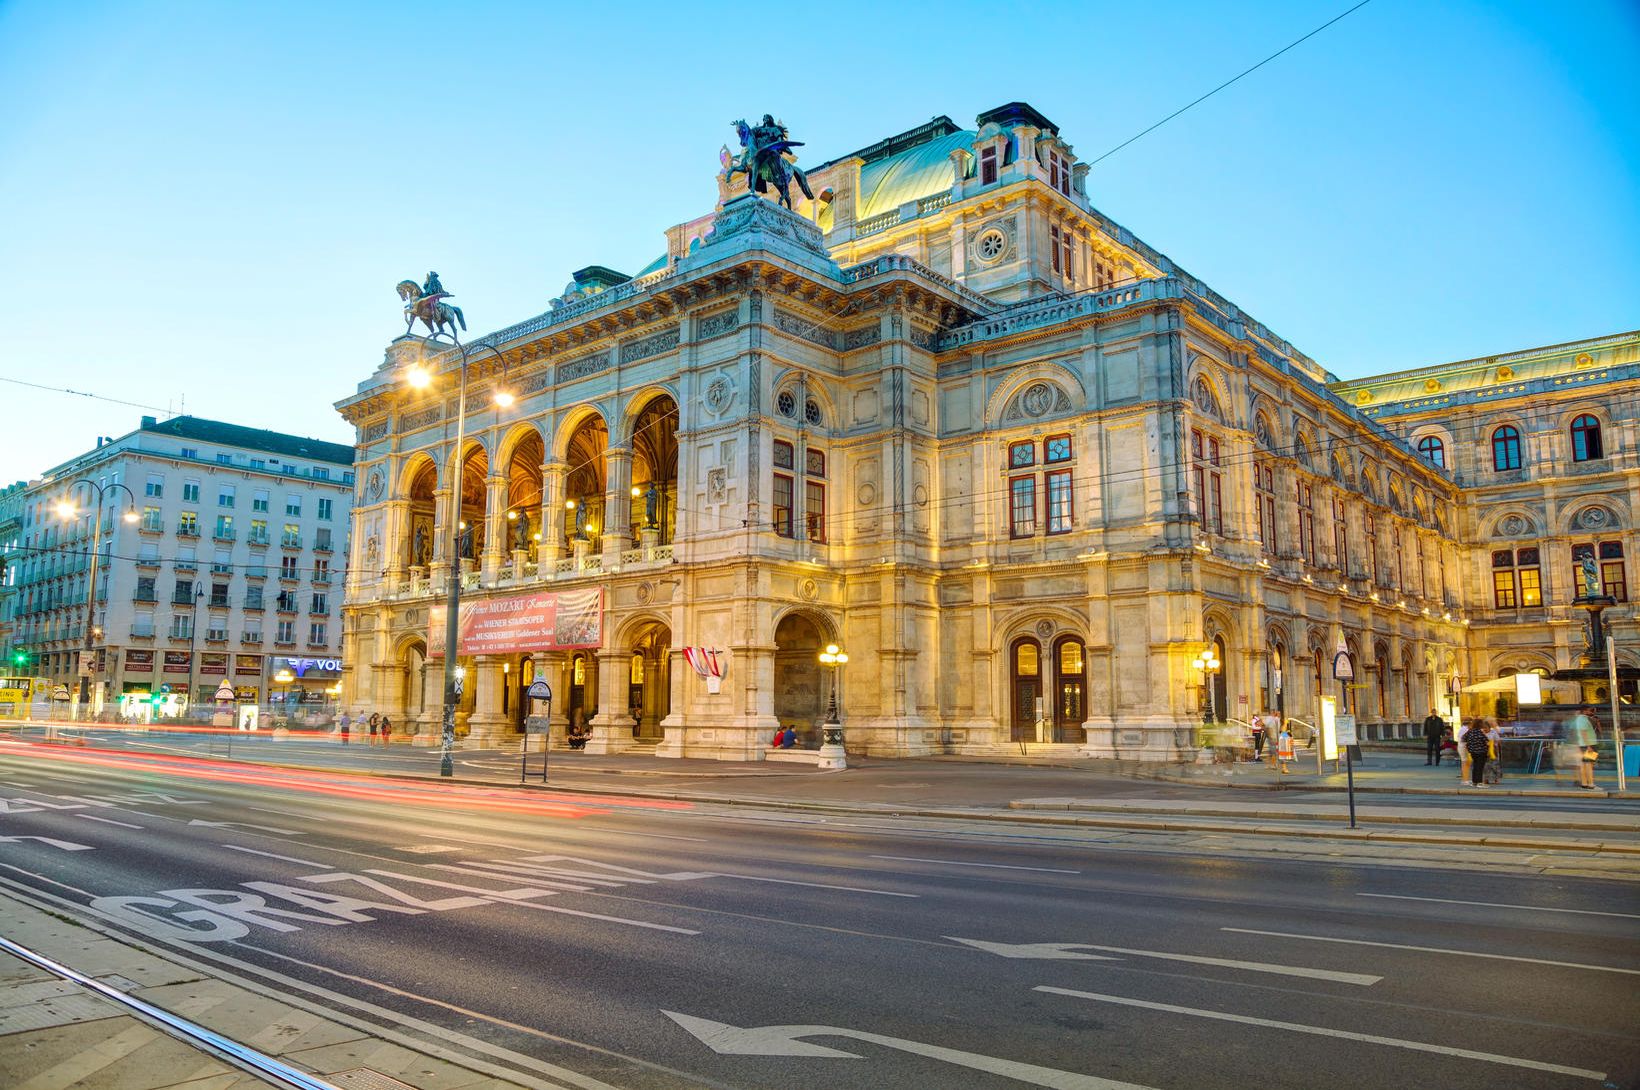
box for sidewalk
[0,889,539,1090]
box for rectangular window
[280,555,298,579]
[285,496,301,517]
[1191,430,1222,535]
[218,485,235,507]
[773,440,795,471]
[1050,224,1062,274]
[216,453,232,465]
[212,549,231,574]
[1009,476,1037,538]
[805,448,826,478]
[1045,470,1073,534]
[178,511,199,536]
[135,576,156,602]
[180,448,198,461]
[313,558,330,583]
[141,506,163,532]
[1296,482,1315,564]
[170,614,194,639]
[244,586,264,610]
[276,620,295,644]
[317,497,333,520]
[1254,463,1276,555]
[145,474,164,498]
[1492,569,1517,609]
[979,145,998,185]
[309,621,328,645]
[772,474,794,537]
[1009,440,1035,470]
[249,519,268,544]
[282,523,301,547]
[804,481,826,543]
[1518,566,1542,608]
[1333,498,1349,567]
[252,490,269,513]
[210,584,230,608]
[276,590,296,612]
[1045,435,1072,464]
[214,515,234,539]
[313,467,330,481]
[173,577,194,605]
[310,592,328,614]
[182,481,200,502]
[315,527,332,551]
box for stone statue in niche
[513,511,531,551]
[412,522,430,567]
[1580,554,1601,599]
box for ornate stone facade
[336,103,1637,760]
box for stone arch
[1250,395,1283,451]
[499,425,545,556]
[495,421,546,469]
[769,369,837,430]
[1479,508,1538,540]
[772,609,839,747]
[558,410,609,549]
[1561,500,1626,535]
[447,440,490,562]
[998,607,1087,648]
[400,455,439,570]
[1292,425,1316,468]
[553,404,610,462]
[628,392,680,546]
[1410,424,1454,469]
[1187,366,1227,423]
[985,361,1085,428]
[617,611,674,741]
[396,451,440,497]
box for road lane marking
[1036,987,1606,1081]
[0,834,95,851]
[74,815,142,829]
[0,863,97,896]
[1223,927,1640,976]
[873,855,1079,873]
[716,873,918,897]
[948,937,1379,985]
[361,869,700,933]
[1358,892,1640,920]
[221,845,325,867]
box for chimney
[141,415,157,428]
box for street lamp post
[55,480,137,721]
[184,584,203,725]
[817,642,848,771]
[405,331,511,778]
[1193,646,1221,762]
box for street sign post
[522,681,552,784]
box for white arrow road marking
[949,937,1379,985]
[1036,987,1607,1082]
[187,819,299,835]
[0,835,94,851]
[364,869,701,934]
[221,845,325,867]
[663,1011,1160,1089]
[74,815,143,829]
[946,938,1121,961]
[713,873,918,897]
[873,855,1079,874]
[1224,927,1640,976]
[1358,892,1640,920]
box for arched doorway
[1373,641,1390,722]
[454,443,489,561]
[563,415,608,551]
[630,395,679,546]
[401,639,427,722]
[1010,638,1041,742]
[567,651,597,736]
[1210,635,1229,723]
[503,429,544,560]
[773,612,826,747]
[627,621,672,740]
[1052,636,1085,743]
[403,458,437,570]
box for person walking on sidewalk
[1566,708,1598,790]
[337,710,352,744]
[1485,719,1504,784]
[1457,721,1472,783]
[1250,714,1267,762]
[367,712,380,746]
[339,712,351,745]
[1276,724,1295,774]
[1465,716,1493,787]
[378,714,393,746]
[1422,709,1445,765]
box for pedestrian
[1456,721,1472,783]
[337,709,352,742]
[367,712,381,746]
[1465,715,1492,787]
[1422,708,1445,765]
[1566,708,1598,790]
[339,712,351,745]
[1485,719,1504,784]
[1250,714,1267,761]
[1276,723,1295,774]
[379,714,393,745]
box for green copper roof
[633,253,668,278]
[857,129,973,221]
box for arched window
[1570,415,1603,462]
[1416,435,1445,467]
[1491,426,1522,471]
[1010,639,1041,743]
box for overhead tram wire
[1084,0,1377,169]
[0,375,170,414]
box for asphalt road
[0,742,1636,1090]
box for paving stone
[282,1039,496,1089]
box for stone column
[465,654,509,745]
[584,648,635,753]
[533,650,570,747]
[384,500,410,588]
[412,665,442,746]
[539,460,565,566]
[430,487,453,585]
[481,475,508,582]
[655,649,686,758]
[603,446,632,563]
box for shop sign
[234,686,259,702]
[163,651,192,674]
[126,650,154,673]
[199,653,229,676]
[235,654,263,677]
[280,656,343,678]
[429,588,603,658]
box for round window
[776,390,797,418]
[975,228,1008,263]
[805,399,824,426]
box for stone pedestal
[1079,717,1196,761]
[640,526,659,554]
[511,548,530,581]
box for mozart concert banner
[428,588,603,658]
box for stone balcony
[350,543,677,606]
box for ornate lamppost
[1193,645,1221,762]
[817,642,848,770]
[399,276,511,778]
[54,480,137,720]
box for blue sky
[1,0,1635,480]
